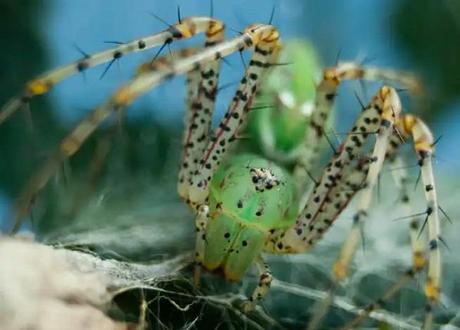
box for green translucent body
[203,154,299,281]
[248,39,322,155]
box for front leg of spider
[194,205,210,287]
[338,115,442,330]
[0,16,225,125]
[12,22,277,232]
[188,25,281,206]
[242,256,273,313]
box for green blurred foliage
[394,0,460,118]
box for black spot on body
[77,61,89,72]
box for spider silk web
[12,119,457,330]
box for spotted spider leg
[187,26,281,206]
[11,24,280,232]
[338,115,440,330]
[307,128,434,330]
[193,204,210,287]
[242,256,273,312]
[301,86,400,327]
[306,137,422,330]
[386,133,427,271]
[175,45,225,285]
[10,50,197,232]
[321,114,439,330]
[396,114,440,329]
[294,87,403,329]
[267,88,411,329]
[268,86,397,254]
[177,28,224,201]
[332,87,402,282]
[293,62,421,187]
[304,160,370,330]
[0,17,226,125]
[339,267,421,330]
[302,158,369,248]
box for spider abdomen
[203,154,298,281]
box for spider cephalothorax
[2,11,443,329]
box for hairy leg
[293,63,420,185]
[193,205,210,287]
[12,24,280,231]
[0,17,225,125]
[242,256,273,312]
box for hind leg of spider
[334,114,440,329]
[338,157,428,330]
[242,256,273,313]
[396,114,441,329]
[387,145,427,273]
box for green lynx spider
[2,15,441,329]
